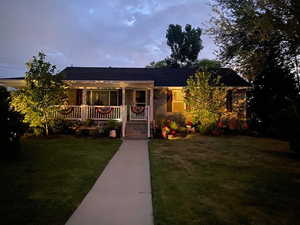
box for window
[167,89,185,113]
[87,90,119,106]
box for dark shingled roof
[61,67,250,87]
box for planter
[109,129,117,138]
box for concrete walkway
[65,139,153,225]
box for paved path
[65,139,153,225]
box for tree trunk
[45,123,49,136]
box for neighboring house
[0,67,250,138]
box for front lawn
[0,136,121,225]
[150,135,300,225]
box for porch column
[150,88,154,121]
[122,87,126,137]
[81,88,87,121]
[82,88,87,105]
[122,87,126,106]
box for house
[0,67,250,138]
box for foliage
[169,121,178,131]
[146,24,203,68]
[184,72,227,132]
[166,24,203,67]
[209,0,300,139]
[249,43,299,136]
[84,119,94,126]
[50,119,75,135]
[146,59,169,68]
[0,86,25,157]
[107,119,119,130]
[10,52,67,136]
[194,58,221,71]
[209,0,300,83]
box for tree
[184,72,227,132]
[11,52,67,136]
[209,0,300,83]
[194,59,221,71]
[166,24,203,67]
[0,86,24,156]
[146,59,169,68]
[209,0,300,140]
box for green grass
[0,135,121,225]
[150,135,300,225]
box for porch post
[150,88,154,121]
[122,87,126,137]
[82,88,87,105]
[81,88,87,121]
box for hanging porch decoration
[95,106,113,114]
[131,105,145,114]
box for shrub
[84,119,94,127]
[169,121,178,131]
[0,86,25,157]
[50,119,75,134]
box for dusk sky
[0,0,218,78]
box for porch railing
[53,105,121,120]
[87,106,121,120]
[129,105,149,120]
[52,105,82,120]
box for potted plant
[107,120,118,138]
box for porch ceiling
[66,80,155,89]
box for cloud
[0,0,217,77]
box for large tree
[11,52,67,136]
[209,0,300,140]
[209,0,300,82]
[166,24,203,67]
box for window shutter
[226,90,233,112]
[76,89,82,105]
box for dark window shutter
[76,89,82,105]
[226,90,232,112]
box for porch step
[125,121,148,138]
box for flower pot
[109,129,117,138]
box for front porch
[55,80,155,137]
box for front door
[134,89,146,106]
[129,89,147,120]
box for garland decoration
[96,106,113,114]
[131,105,145,114]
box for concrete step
[125,122,148,138]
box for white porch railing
[52,105,82,120]
[129,105,149,120]
[53,105,121,120]
[87,106,121,120]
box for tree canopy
[11,52,67,136]
[146,24,204,68]
[209,0,300,82]
[209,0,300,144]
[166,24,203,67]
[184,72,227,132]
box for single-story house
[0,67,250,138]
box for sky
[0,0,218,78]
